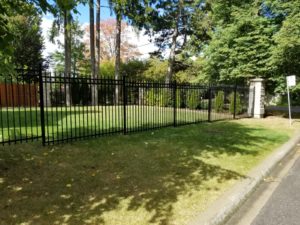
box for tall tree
[144,0,199,83]
[50,20,86,73]
[10,3,44,69]
[267,0,300,94]
[96,0,101,75]
[89,0,98,105]
[83,19,141,61]
[64,9,72,106]
[50,0,79,106]
[109,0,147,102]
[167,0,183,83]
[0,0,52,73]
[108,0,124,104]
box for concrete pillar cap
[250,78,264,82]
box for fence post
[208,85,212,122]
[38,64,46,146]
[233,82,237,119]
[173,80,177,127]
[123,75,127,134]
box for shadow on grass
[0,121,288,225]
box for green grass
[0,106,233,142]
[0,117,297,225]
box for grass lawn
[0,106,234,143]
[0,117,297,225]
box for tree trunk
[166,1,183,83]
[89,0,97,105]
[95,0,100,104]
[166,24,178,83]
[115,13,121,105]
[64,9,71,106]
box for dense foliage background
[1,0,300,104]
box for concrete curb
[189,130,300,225]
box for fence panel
[42,74,124,144]
[235,86,250,119]
[126,80,174,133]
[176,83,209,126]
[209,85,248,121]
[0,74,41,144]
[0,69,251,145]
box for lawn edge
[188,129,300,225]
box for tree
[89,0,98,105]
[109,0,124,104]
[49,0,79,106]
[267,1,300,95]
[198,1,277,85]
[50,20,86,73]
[96,0,100,77]
[144,0,200,83]
[84,19,141,62]
[108,0,147,102]
[204,15,274,82]
[0,0,51,73]
[9,3,44,69]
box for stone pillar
[248,78,265,118]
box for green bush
[145,89,172,107]
[229,92,243,115]
[145,89,158,106]
[100,60,115,78]
[158,89,172,107]
[176,89,188,108]
[214,91,224,112]
[200,99,209,110]
[187,90,199,109]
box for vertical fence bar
[38,65,46,146]
[173,80,177,127]
[233,82,237,119]
[22,73,28,141]
[123,75,127,134]
[208,86,212,122]
[10,78,17,143]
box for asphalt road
[251,155,300,225]
[225,145,300,225]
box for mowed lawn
[0,105,233,143]
[0,117,297,225]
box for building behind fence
[0,69,250,145]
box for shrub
[214,91,224,112]
[187,90,199,109]
[145,89,161,106]
[229,92,243,115]
[158,89,172,107]
[200,99,209,110]
[176,89,187,108]
[145,89,172,107]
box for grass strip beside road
[0,117,298,225]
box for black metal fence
[0,69,250,145]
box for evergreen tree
[10,4,44,69]
[50,20,86,73]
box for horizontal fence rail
[0,69,250,145]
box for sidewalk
[225,144,300,225]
